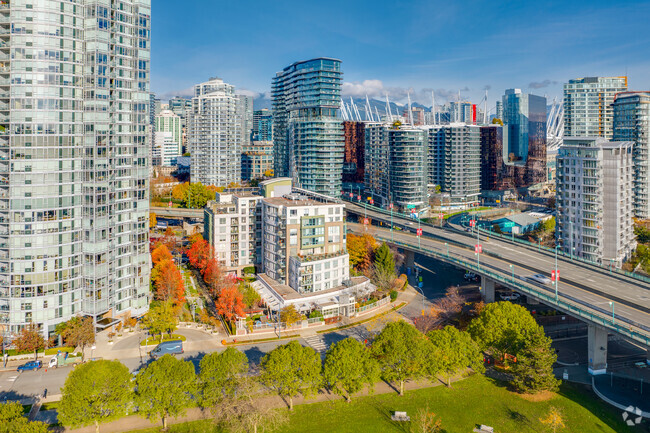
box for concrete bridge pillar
[480,278,495,303]
[404,250,415,270]
[647,348,650,366]
[587,325,608,375]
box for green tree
[13,324,45,360]
[0,401,48,433]
[371,320,431,396]
[55,316,95,361]
[183,182,213,209]
[467,302,540,359]
[58,360,132,433]
[240,282,261,308]
[142,301,177,341]
[427,326,485,387]
[511,330,560,394]
[374,242,395,277]
[323,337,379,402]
[199,347,248,407]
[260,340,322,410]
[135,354,198,429]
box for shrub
[389,290,398,301]
[242,266,256,275]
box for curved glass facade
[0,0,151,338]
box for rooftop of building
[495,213,541,227]
[257,273,369,302]
[263,194,339,208]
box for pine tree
[374,242,395,276]
[511,330,560,394]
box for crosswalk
[303,335,328,355]
[6,375,17,382]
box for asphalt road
[346,203,650,343]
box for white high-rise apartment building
[188,77,242,186]
[0,0,151,338]
[556,138,635,267]
[155,109,182,157]
[153,132,179,167]
[564,76,627,139]
[613,91,650,218]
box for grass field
[127,374,641,433]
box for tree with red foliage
[187,238,212,272]
[14,323,45,360]
[214,286,245,323]
[151,244,173,266]
[152,259,186,304]
[203,258,229,296]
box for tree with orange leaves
[203,258,233,296]
[151,244,173,266]
[214,286,245,323]
[152,259,185,304]
[187,238,212,272]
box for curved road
[346,203,650,346]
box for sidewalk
[65,370,467,433]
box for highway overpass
[150,206,204,219]
[345,202,650,374]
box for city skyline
[151,0,650,111]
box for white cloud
[343,79,474,105]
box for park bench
[473,425,494,433]
[391,411,410,421]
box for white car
[48,357,58,368]
[499,292,521,301]
[526,274,552,285]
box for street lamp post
[390,203,394,242]
[554,245,559,301]
[445,242,448,257]
[476,222,480,268]
[417,216,421,249]
[609,302,615,325]
[510,264,514,282]
[416,285,425,316]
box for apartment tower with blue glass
[272,58,344,197]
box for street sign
[363,218,369,225]
[411,208,417,214]
[389,203,394,209]
[552,270,560,282]
[469,219,476,227]
[418,281,423,288]
[168,201,172,208]
[370,199,374,205]
[349,192,353,198]
[357,195,361,200]
[407,204,416,209]
[416,228,423,236]
[475,244,482,253]
[503,222,515,228]
[438,213,444,219]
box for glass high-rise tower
[0,0,151,338]
[272,58,344,197]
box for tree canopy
[323,337,379,402]
[151,259,185,304]
[55,316,95,360]
[260,340,322,410]
[427,326,484,386]
[374,243,395,277]
[0,401,48,433]
[13,324,45,360]
[371,320,431,396]
[142,301,177,340]
[59,360,132,433]
[511,329,560,394]
[199,347,249,407]
[135,355,198,430]
[151,244,173,266]
[467,302,540,358]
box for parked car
[464,272,480,282]
[150,340,184,359]
[17,360,42,372]
[499,292,521,301]
[526,274,552,285]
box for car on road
[17,360,42,372]
[499,292,521,301]
[525,273,552,285]
[150,340,184,359]
[464,272,480,282]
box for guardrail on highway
[359,229,650,347]
[343,198,650,285]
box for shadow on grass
[557,382,641,433]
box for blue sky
[152,0,650,112]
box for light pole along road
[344,203,650,346]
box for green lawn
[126,374,640,433]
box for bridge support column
[587,325,608,375]
[647,348,650,366]
[480,278,495,303]
[404,250,415,270]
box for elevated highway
[150,206,204,219]
[345,202,650,373]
